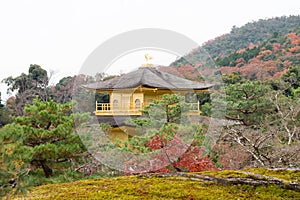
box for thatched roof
[83,67,213,90]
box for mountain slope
[216,31,300,80]
[203,15,300,59]
[170,15,300,81]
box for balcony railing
[95,102,141,116]
[95,101,200,116]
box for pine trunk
[40,161,53,178]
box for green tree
[282,65,300,96]
[49,76,74,104]
[0,93,11,127]
[51,74,99,113]
[0,92,3,109]
[2,64,50,115]
[219,79,300,168]
[225,81,272,126]
[0,98,89,178]
[28,64,49,89]
[126,94,189,137]
[222,72,243,85]
[217,81,276,167]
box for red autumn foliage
[289,46,300,53]
[248,42,256,49]
[177,64,197,80]
[273,68,287,78]
[273,43,281,53]
[159,66,183,78]
[123,133,217,175]
[236,48,246,54]
[147,135,170,150]
[219,56,284,80]
[287,32,300,45]
[163,33,299,83]
[160,65,199,81]
[172,146,217,172]
[148,135,217,173]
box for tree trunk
[40,161,53,178]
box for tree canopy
[0,98,89,178]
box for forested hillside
[169,15,300,81]
[203,15,300,58]
[216,31,300,80]
[173,15,300,65]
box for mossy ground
[244,168,300,182]
[13,169,299,200]
[195,168,300,183]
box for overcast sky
[0,0,299,102]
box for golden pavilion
[83,64,213,141]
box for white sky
[0,0,299,102]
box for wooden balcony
[95,102,142,116]
[94,101,200,116]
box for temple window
[135,99,141,109]
[113,99,119,110]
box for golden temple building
[83,65,213,141]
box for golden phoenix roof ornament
[142,53,153,67]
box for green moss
[194,169,264,180]
[244,168,300,182]
[13,173,299,200]
[194,168,300,183]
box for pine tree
[0,98,90,178]
[225,81,272,126]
